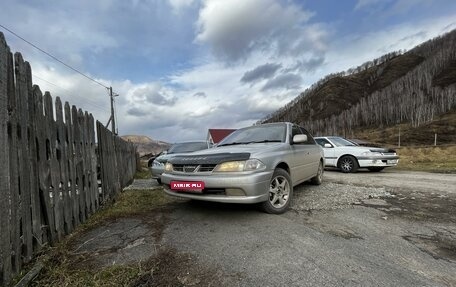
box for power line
[32,74,111,113]
[1,24,120,133]
[0,23,110,90]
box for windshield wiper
[248,140,282,144]
[217,142,251,147]
[218,140,281,147]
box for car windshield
[167,142,208,154]
[328,137,357,147]
[218,124,286,146]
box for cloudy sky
[1,0,455,142]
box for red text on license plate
[170,181,205,192]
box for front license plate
[387,159,398,164]
[170,181,205,193]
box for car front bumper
[161,171,273,204]
[356,155,399,168]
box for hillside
[121,135,170,156]
[352,108,456,146]
[261,29,456,143]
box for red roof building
[207,129,236,144]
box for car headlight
[153,161,164,167]
[361,151,381,156]
[164,162,173,172]
[213,159,266,172]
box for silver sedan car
[161,122,324,214]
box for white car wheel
[338,156,358,173]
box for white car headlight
[361,151,381,156]
[213,159,266,172]
[164,162,173,172]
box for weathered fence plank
[15,53,34,262]
[0,31,12,286]
[71,105,81,227]
[30,86,43,249]
[44,92,58,243]
[65,102,76,230]
[8,51,21,276]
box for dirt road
[71,170,456,286]
[324,168,456,194]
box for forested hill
[260,29,456,139]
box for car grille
[173,164,217,173]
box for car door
[315,138,336,167]
[288,125,320,183]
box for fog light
[225,188,245,196]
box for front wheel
[311,161,323,185]
[338,156,358,173]
[261,168,293,214]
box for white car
[314,136,399,173]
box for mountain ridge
[261,29,456,144]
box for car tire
[156,178,162,184]
[261,168,293,214]
[338,156,358,173]
[311,161,323,185]
[368,167,384,172]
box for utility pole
[109,87,116,134]
[105,87,119,134]
[109,87,119,135]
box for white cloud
[195,0,322,61]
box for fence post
[0,31,12,286]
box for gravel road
[160,170,456,286]
[79,171,456,286]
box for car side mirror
[324,143,332,148]
[162,150,168,155]
[293,134,307,144]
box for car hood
[154,154,177,163]
[336,146,395,154]
[167,143,285,165]
[193,143,284,156]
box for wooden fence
[0,32,137,285]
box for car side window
[291,126,315,145]
[315,138,331,147]
[300,127,316,145]
[291,126,303,138]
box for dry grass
[12,159,176,287]
[396,145,456,173]
[26,188,174,287]
[134,166,152,179]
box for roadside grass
[27,188,174,287]
[395,145,456,173]
[134,165,152,179]
[13,161,175,287]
